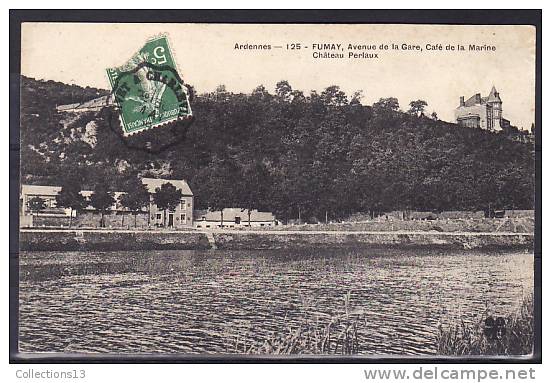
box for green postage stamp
[106,35,192,136]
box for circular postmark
[104,61,194,154]
[103,35,194,154]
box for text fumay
[312,42,496,59]
[234,41,497,59]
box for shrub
[437,294,534,356]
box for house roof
[194,208,275,222]
[80,191,127,211]
[22,178,193,198]
[21,184,62,196]
[141,178,193,196]
[80,190,125,199]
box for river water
[18,248,533,355]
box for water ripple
[19,248,533,355]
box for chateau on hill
[455,86,511,131]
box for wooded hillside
[20,76,535,221]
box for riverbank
[243,217,535,233]
[20,230,211,251]
[19,229,534,252]
[213,231,533,251]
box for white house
[20,177,194,228]
[141,178,194,228]
[193,208,278,228]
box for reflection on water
[18,248,533,355]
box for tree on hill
[321,85,349,107]
[153,183,183,227]
[27,196,46,217]
[89,184,115,228]
[408,99,428,117]
[56,182,87,228]
[119,179,150,228]
[373,97,400,113]
[275,80,293,102]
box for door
[168,213,174,227]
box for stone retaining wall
[20,230,210,251]
[19,230,534,252]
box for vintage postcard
[14,19,537,360]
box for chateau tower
[486,86,502,130]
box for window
[235,216,241,224]
[156,213,162,220]
[180,213,186,222]
[180,200,186,209]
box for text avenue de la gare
[233,42,497,59]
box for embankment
[20,230,211,251]
[213,231,533,251]
[19,229,534,252]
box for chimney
[460,96,465,107]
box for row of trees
[28,179,184,228]
[20,77,535,224]
[185,82,534,222]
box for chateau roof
[487,85,502,102]
[461,86,501,107]
[463,94,483,107]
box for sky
[21,23,536,129]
